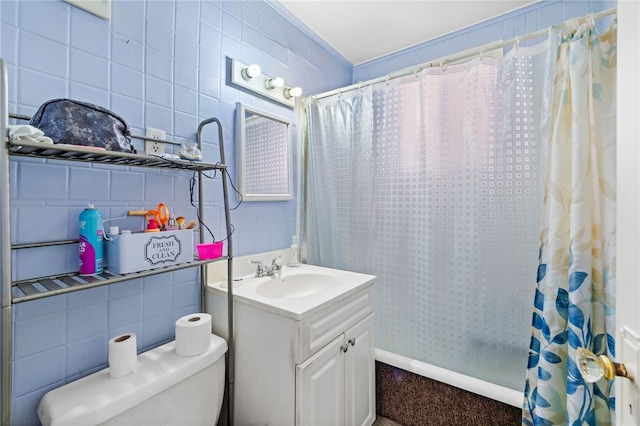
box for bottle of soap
[287,236,301,267]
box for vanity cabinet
[226,281,375,426]
[297,313,375,426]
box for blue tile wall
[1,0,351,424]
[352,0,616,83]
[0,0,616,424]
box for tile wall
[1,1,350,424]
[353,0,616,82]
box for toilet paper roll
[108,333,138,379]
[175,313,212,357]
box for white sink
[207,258,376,319]
[254,272,340,299]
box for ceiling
[277,0,542,65]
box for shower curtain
[305,41,556,390]
[522,22,617,425]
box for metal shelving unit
[10,257,227,304]
[0,58,234,425]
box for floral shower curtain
[522,21,617,426]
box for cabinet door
[345,313,375,426]
[296,334,346,426]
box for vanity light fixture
[230,58,301,108]
[265,77,284,90]
[241,64,261,81]
[284,86,303,99]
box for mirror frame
[236,102,293,201]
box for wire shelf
[7,140,225,172]
[11,256,228,303]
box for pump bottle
[287,236,301,267]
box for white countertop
[207,258,375,320]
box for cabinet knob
[340,344,349,353]
[348,338,356,346]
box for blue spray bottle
[79,203,104,275]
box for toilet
[37,334,227,426]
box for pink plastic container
[196,242,223,260]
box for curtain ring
[337,87,342,98]
[560,19,576,39]
[385,74,391,85]
[440,60,447,71]
[358,81,364,92]
[514,38,520,49]
[479,51,484,60]
[414,66,421,78]
[571,18,580,31]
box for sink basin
[208,260,376,319]
[254,272,340,299]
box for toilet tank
[38,334,227,426]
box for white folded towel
[8,124,54,144]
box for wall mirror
[236,102,293,201]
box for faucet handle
[266,255,283,277]
[251,259,266,277]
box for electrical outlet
[145,127,166,155]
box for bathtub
[375,349,523,408]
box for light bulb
[265,77,284,90]
[284,86,302,99]
[241,64,261,80]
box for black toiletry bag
[30,98,134,153]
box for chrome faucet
[251,256,282,278]
[266,255,283,277]
[251,260,267,277]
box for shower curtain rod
[312,7,617,100]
